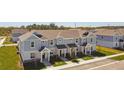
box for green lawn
[92,51,106,57]
[3,36,15,44]
[110,55,124,61]
[96,46,123,56]
[0,46,22,70]
[53,61,67,67]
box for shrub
[72,59,79,63]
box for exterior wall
[21,51,41,62]
[97,35,113,41]
[96,39,114,48]
[120,42,124,49]
[96,35,114,48]
[22,35,42,51]
[96,35,124,48]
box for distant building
[11,29,28,42]
[95,29,124,49]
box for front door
[42,53,48,61]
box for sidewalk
[2,44,18,46]
[45,52,124,70]
[0,37,6,47]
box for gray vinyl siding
[23,35,41,51]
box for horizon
[0,22,124,27]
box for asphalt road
[63,59,124,70]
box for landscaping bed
[0,46,22,70]
[82,56,93,60]
[72,59,80,63]
[23,61,46,70]
[50,56,67,67]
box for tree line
[0,23,124,36]
[20,23,72,30]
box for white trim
[30,40,35,49]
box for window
[76,39,78,43]
[30,53,35,58]
[91,38,93,42]
[101,36,104,39]
[31,41,34,47]
[50,40,53,45]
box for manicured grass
[77,52,94,60]
[96,46,123,56]
[110,55,124,61]
[3,36,15,44]
[92,51,106,57]
[0,46,22,70]
[50,56,67,67]
[23,61,46,70]
[53,61,67,67]
[82,56,94,60]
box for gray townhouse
[18,29,96,64]
[95,29,124,49]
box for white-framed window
[30,41,35,47]
[76,39,78,43]
[91,38,93,42]
[30,53,35,58]
[50,40,54,45]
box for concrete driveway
[63,59,124,70]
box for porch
[39,47,51,66]
[80,43,93,55]
[67,43,78,57]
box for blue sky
[0,22,124,27]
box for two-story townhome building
[18,29,96,64]
[95,29,124,49]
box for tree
[20,25,25,29]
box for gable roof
[19,29,95,41]
[95,29,124,36]
[19,32,34,41]
[12,29,28,34]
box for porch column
[64,49,66,57]
[81,47,83,53]
[89,48,91,55]
[69,48,71,56]
[85,47,87,55]
[75,48,77,56]
[40,52,43,63]
[58,49,60,56]
[48,52,50,62]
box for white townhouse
[18,29,96,64]
[95,29,124,49]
